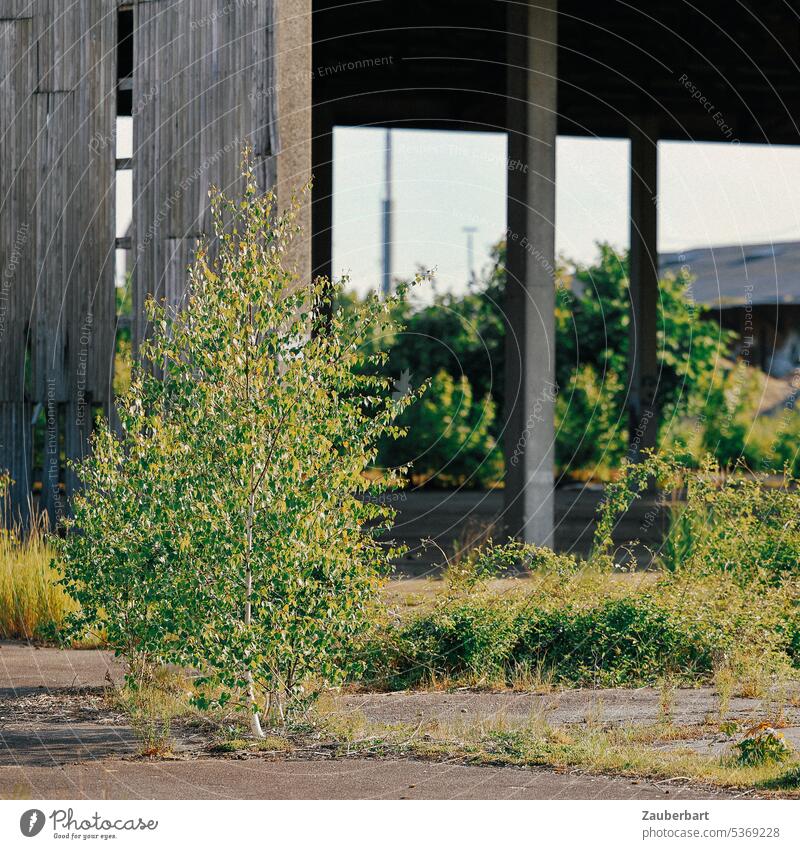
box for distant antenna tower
[463,226,478,284]
[381,128,394,297]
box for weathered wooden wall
[0,0,116,526]
[0,0,309,528]
[0,12,36,525]
[131,0,280,350]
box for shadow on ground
[0,643,781,800]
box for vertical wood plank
[0,17,36,525]
[132,0,281,353]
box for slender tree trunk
[246,672,264,737]
[243,302,265,737]
[245,495,265,737]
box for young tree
[58,158,420,734]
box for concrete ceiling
[313,0,800,144]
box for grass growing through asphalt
[299,706,800,796]
[107,660,800,795]
[188,694,800,796]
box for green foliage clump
[735,728,793,767]
[365,562,799,691]
[56,160,420,730]
[696,362,767,467]
[605,452,800,582]
[368,590,723,690]
[555,364,627,474]
[556,245,734,475]
[516,596,718,686]
[378,369,503,488]
[340,248,505,487]
[368,243,507,411]
[364,453,800,691]
[355,240,731,482]
[580,449,800,582]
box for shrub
[699,362,766,467]
[57,157,421,733]
[378,369,503,488]
[668,464,800,581]
[763,407,800,476]
[734,728,793,767]
[364,571,800,691]
[512,597,718,686]
[353,240,733,482]
[362,476,800,691]
[368,591,724,689]
[555,364,627,476]
[593,452,800,582]
[556,245,733,473]
[398,595,519,682]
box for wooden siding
[131,0,278,351]
[0,15,36,525]
[0,1,116,525]
[0,0,286,526]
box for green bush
[364,453,800,691]
[364,565,800,691]
[785,620,800,666]
[513,597,717,686]
[735,729,793,767]
[403,595,519,679]
[658,458,800,581]
[555,364,627,475]
[368,592,723,689]
[57,159,421,732]
[590,451,800,582]
[698,362,767,467]
[358,241,733,481]
[377,369,503,488]
[763,407,800,476]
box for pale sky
[333,128,800,298]
[116,119,800,294]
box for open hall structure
[1,1,796,541]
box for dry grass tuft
[0,516,78,641]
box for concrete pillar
[628,118,660,459]
[503,0,558,545]
[276,0,312,283]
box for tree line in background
[344,242,800,487]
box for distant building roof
[660,241,800,308]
